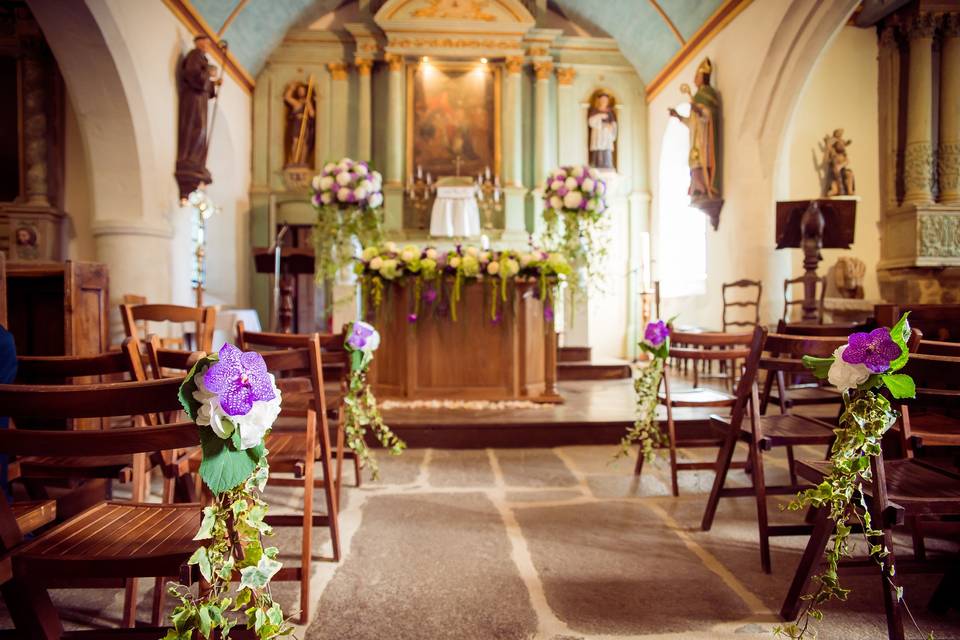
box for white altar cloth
[430,182,480,237]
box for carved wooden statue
[284,80,316,168]
[175,36,220,199]
[587,90,617,170]
[823,128,855,196]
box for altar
[368,280,561,403]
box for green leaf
[188,546,212,582]
[199,425,265,495]
[177,354,216,420]
[888,312,911,372]
[803,355,834,379]
[239,555,283,591]
[882,374,916,399]
[198,605,212,638]
[193,506,217,541]
[267,602,284,626]
[232,587,252,611]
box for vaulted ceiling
[190,0,728,85]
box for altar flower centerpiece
[311,157,384,287]
[776,314,929,640]
[341,321,405,479]
[542,165,608,291]
[616,318,673,462]
[167,344,292,639]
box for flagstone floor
[3,438,960,638]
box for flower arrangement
[311,157,384,284]
[776,314,930,640]
[541,165,608,291]
[167,344,292,639]
[357,242,572,323]
[616,319,671,461]
[342,321,405,479]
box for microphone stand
[272,223,290,332]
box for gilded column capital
[528,45,549,57]
[384,53,404,72]
[943,13,960,39]
[504,56,524,75]
[327,62,349,81]
[906,13,937,40]
[355,57,374,76]
[556,67,576,86]
[533,60,553,81]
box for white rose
[466,246,479,257]
[564,176,578,190]
[338,159,351,171]
[371,172,383,188]
[589,168,599,179]
[597,181,606,195]
[323,162,336,173]
[425,248,438,259]
[550,179,564,191]
[479,251,491,262]
[369,256,383,270]
[359,179,373,192]
[486,261,500,275]
[355,164,369,176]
[336,171,352,186]
[449,256,462,268]
[582,178,595,192]
[320,192,333,205]
[354,186,368,201]
[553,169,566,179]
[401,248,417,262]
[369,192,384,208]
[827,345,871,392]
[519,252,534,266]
[337,187,351,202]
[563,191,583,209]
[503,258,520,277]
[384,241,398,253]
[311,175,321,190]
[549,195,563,209]
[319,176,335,191]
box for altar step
[557,358,633,381]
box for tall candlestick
[417,165,423,179]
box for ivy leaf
[199,425,266,495]
[239,555,283,591]
[198,605,212,638]
[194,506,217,541]
[802,355,834,380]
[232,587,252,611]
[882,374,916,399]
[178,354,216,420]
[267,602,285,627]
[188,546,212,582]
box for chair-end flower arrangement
[616,319,672,461]
[775,314,933,640]
[167,344,292,639]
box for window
[657,102,707,298]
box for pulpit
[429,177,481,238]
[253,246,315,333]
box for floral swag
[616,319,671,461]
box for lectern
[253,246,315,333]
[775,198,856,321]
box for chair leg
[749,441,772,574]
[701,425,739,532]
[151,577,167,626]
[667,412,679,497]
[121,578,138,628]
[633,446,645,476]
[877,528,905,640]
[315,412,341,561]
[786,445,798,487]
[353,451,362,488]
[909,516,926,561]
[300,422,315,626]
[335,422,346,508]
[780,507,831,620]
[1,577,64,639]
[929,566,960,615]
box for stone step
[557,359,632,381]
[558,346,591,362]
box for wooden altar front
[369,280,561,403]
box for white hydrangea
[563,191,583,209]
[827,345,871,392]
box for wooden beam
[648,0,685,46]
[217,0,249,37]
[161,0,255,94]
[645,0,752,103]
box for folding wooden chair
[0,377,202,637]
[782,433,960,638]
[782,275,826,324]
[701,329,847,573]
[120,303,217,352]
[633,330,754,497]
[229,326,341,624]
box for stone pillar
[533,59,554,181]
[877,24,900,210]
[501,56,526,239]
[355,57,374,162]
[940,14,960,204]
[22,53,50,206]
[555,67,577,165]
[383,53,405,230]
[903,13,936,205]
[327,62,349,159]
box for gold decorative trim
[504,56,524,74]
[327,62,349,80]
[383,0,528,23]
[355,58,374,76]
[161,0,255,93]
[385,53,405,71]
[411,0,496,21]
[533,60,553,80]
[527,45,549,57]
[556,67,576,85]
[389,37,519,50]
[645,0,751,103]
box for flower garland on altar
[357,242,572,323]
[342,321,405,480]
[541,165,608,291]
[311,157,384,283]
[167,344,292,639]
[775,314,933,640]
[616,319,671,461]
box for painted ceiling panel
[189,0,726,82]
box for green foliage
[616,356,667,463]
[199,425,266,495]
[313,205,383,284]
[541,207,606,296]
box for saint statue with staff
[668,57,722,203]
[284,77,316,168]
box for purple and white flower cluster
[827,328,903,392]
[311,158,384,210]
[542,165,607,216]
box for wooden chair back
[120,303,217,352]
[894,353,960,454]
[722,279,762,331]
[718,325,768,429]
[667,330,754,362]
[15,338,146,385]
[237,321,350,383]
[142,334,205,380]
[782,276,826,324]
[917,339,960,357]
[875,303,960,343]
[776,320,865,337]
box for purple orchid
[203,344,275,417]
[544,305,554,323]
[347,321,379,352]
[841,328,902,373]
[423,287,438,303]
[644,320,670,347]
[407,313,418,323]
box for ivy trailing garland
[616,319,671,461]
[168,344,293,639]
[775,314,933,640]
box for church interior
[2,0,960,638]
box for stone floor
[9,441,959,639]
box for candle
[493,189,500,203]
[427,172,433,185]
[417,165,423,179]
[485,166,491,180]
[494,175,500,187]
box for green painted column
[531,59,553,237]
[555,67,578,165]
[384,53,405,231]
[356,57,373,161]
[327,62,349,159]
[502,56,527,241]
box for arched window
[658,102,707,297]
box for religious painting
[407,61,500,181]
[586,89,618,171]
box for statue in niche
[668,57,722,204]
[822,128,855,196]
[175,36,221,200]
[284,79,316,168]
[14,226,39,261]
[587,90,618,170]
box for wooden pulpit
[253,246,315,333]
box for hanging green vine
[616,319,672,462]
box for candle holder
[475,174,503,230]
[405,170,436,230]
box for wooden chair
[782,275,826,324]
[875,303,960,343]
[781,425,960,638]
[722,279,762,331]
[120,303,217,352]
[229,326,342,624]
[0,377,202,637]
[701,329,849,573]
[893,353,960,454]
[917,339,960,357]
[633,330,754,497]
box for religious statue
[832,256,866,299]
[175,36,221,200]
[822,128,855,196]
[284,79,315,168]
[14,226,39,261]
[668,58,722,205]
[587,90,618,170]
